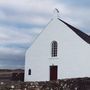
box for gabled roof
[58,18,90,44]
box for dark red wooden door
[50,66,58,80]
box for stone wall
[0,78,90,90]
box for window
[28,69,31,75]
[51,41,58,57]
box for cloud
[0,46,25,69]
[0,0,68,27]
[0,26,42,44]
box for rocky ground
[0,78,90,90]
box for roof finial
[55,8,59,13]
[53,8,59,18]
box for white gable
[25,14,90,81]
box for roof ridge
[58,18,90,44]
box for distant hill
[0,69,24,81]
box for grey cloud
[56,0,90,7]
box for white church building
[25,9,90,82]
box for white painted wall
[25,17,90,82]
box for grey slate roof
[58,18,90,44]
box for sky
[0,0,90,69]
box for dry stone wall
[0,78,90,90]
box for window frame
[51,41,58,57]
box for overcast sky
[0,0,90,69]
